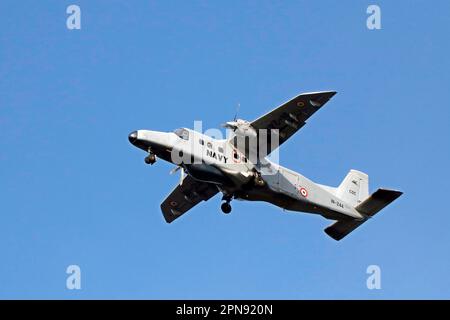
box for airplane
[128,91,402,240]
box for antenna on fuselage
[233,103,240,122]
[221,102,241,130]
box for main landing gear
[254,172,265,187]
[144,149,156,165]
[221,202,232,214]
[221,194,232,214]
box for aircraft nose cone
[128,131,138,144]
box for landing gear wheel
[221,202,232,214]
[144,154,156,165]
[254,175,265,187]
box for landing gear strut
[221,194,232,214]
[144,149,156,165]
[254,172,265,187]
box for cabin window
[174,128,189,140]
[218,147,224,153]
[199,139,204,145]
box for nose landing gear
[144,149,156,165]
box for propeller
[221,121,238,130]
[170,166,185,185]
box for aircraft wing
[160,175,219,223]
[251,91,336,155]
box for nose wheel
[144,153,156,165]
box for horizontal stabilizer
[324,188,403,241]
[324,220,365,241]
[355,188,403,217]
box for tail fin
[336,170,369,207]
[324,188,403,241]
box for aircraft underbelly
[185,163,252,187]
[238,186,350,221]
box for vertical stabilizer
[336,170,369,206]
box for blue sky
[1,0,449,299]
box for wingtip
[326,91,337,98]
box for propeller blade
[221,121,238,130]
[179,167,185,185]
[169,166,181,175]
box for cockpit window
[174,128,189,140]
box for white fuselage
[129,128,363,220]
